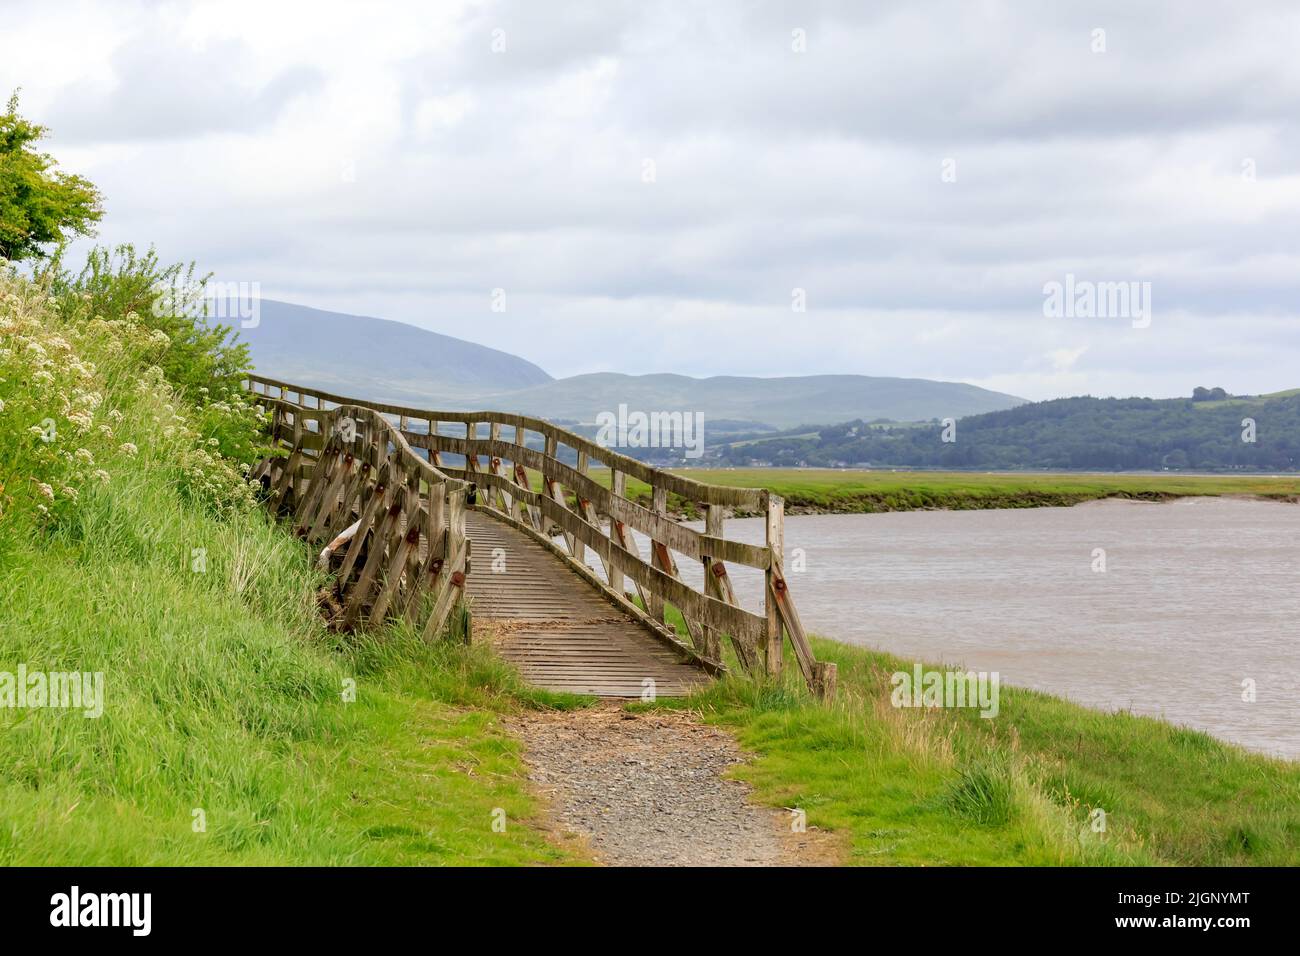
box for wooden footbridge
[245,375,836,700]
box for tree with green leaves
[0,91,104,262]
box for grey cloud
[12,0,1299,402]
[46,25,321,143]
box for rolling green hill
[472,371,1024,430]
[714,392,1300,471]
[239,302,1024,428]
[240,300,553,403]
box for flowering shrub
[0,265,263,529]
[42,243,251,396]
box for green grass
[1193,387,1300,409]
[0,468,587,865]
[647,635,1299,865]
[0,269,597,866]
[521,466,1299,517]
[636,468,1300,515]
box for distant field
[560,468,1300,515]
[1193,388,1300,409]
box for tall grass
[671,639,1299,865]
[0,267,575,865]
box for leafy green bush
[0,92,103,262]
[0,266,260,546]
[42,244,252,398]
[36,243,267,466]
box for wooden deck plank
[462,509,711,698]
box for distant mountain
[472,372,1024,429]
[239,300,552,403]
[713,392,1300,471]
[237,300,1023,428]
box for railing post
[572,449,594,568]
[646,484,668,624]
[427,420,443,470]
[488,421,513,514]
[608,469,625,596]
[511,423,535,528]
[699,504,725,662]
[542,434,576,555]
[764,491,785,676]
[465,421,479,478]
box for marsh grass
[562,468,1300,517]
[647,604,1299,866]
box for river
[598,497,1298,758]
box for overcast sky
[4,0,1298,400]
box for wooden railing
[250,395,472,642]
[245,374,836,699]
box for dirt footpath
[507,703,838,867]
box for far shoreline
[605,467,1300,519]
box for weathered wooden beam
[763,491,785,677]
[573,450,613,581]
[768,561,835,700]
[252,381,835,702]
[247,375,764,508]
[542,434,577,555]
[697,505,726,664]
[370,520,420,626]
[293,444,340,533]
[343,497,404,628]
[336,462,393,584]
[407,433,770,568]
[645,485,668,624]
[306,451,356,543]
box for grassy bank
[651,637,1299,865]
[1,529,578,865]
[0,267,580,865]
[645,468,1300,515]
[529,467,1299,517]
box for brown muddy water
[600,498,1298,759]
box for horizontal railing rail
[244,373,836,698]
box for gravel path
[508,704,836,866]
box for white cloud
[3,0,1298,401]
